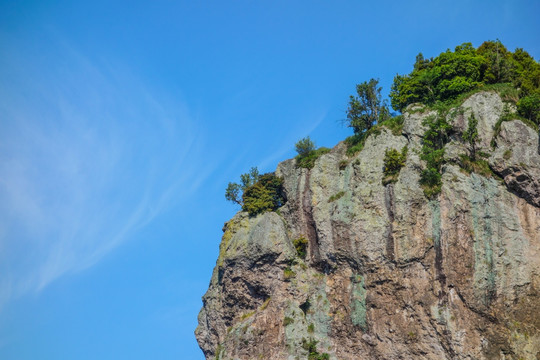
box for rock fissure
[384,183,396,262]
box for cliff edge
[196,91,540,360]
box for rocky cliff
[195,91,540,360]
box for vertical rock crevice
[301,169,323,268]
[384,183,396,263]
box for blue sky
[0,1,538,358]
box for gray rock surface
[196,92,540,360]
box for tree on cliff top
[389,41,540,114]
[346,78,390,135]
[225,167,284,216]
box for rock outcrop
[196,91,540,360]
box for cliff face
[195,92,540,360]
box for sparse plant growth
[328,191,345,203]
[296,147,331,169]
[295,136,331,169]
[407,331,418,342]
[462,114,479,160]
[419,113,452,198]
[283,317,294,326]
[339,160,348,170]
[458,155,495,178]
[225,167,285,216]
[241,311,255,320]
[382,146,408,185]
[293,236,308,259]
[260,297,271,311]
[503,149,512,160]
[307,323,315,333]
[379,114,405,135]
[283,267,296,281]
[302,338,330,360]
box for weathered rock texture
[196,91,540,360]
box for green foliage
[283,267,296,281]
[295,136,316,156]
[283,317,294,326]
[296,147,331,169]
[347,78,390,135]
[302,338,330,360]
[242,173,285,216]
[419,114,452,198]
[458,155,496,178]
[225,182,242,205]
[390,41,540,112]
[382,146,407,185]
[225,168,285,216]
[292,236,308,259]
[225,166,260,206]
[240,167,260,188]
[379,114,404,135]
[307,323,315,333]
[344,113,403,157]
[517,93,540,124]
[328,191,345,202]
[462,114,479,160]
[419,168,442,198]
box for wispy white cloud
[256,112,327,171]
[0,35,210,308]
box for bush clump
[295,136,330,169]
[390,40,540,113]
[302,338,330,360]
[419,113,452,198]
[382,146,408,185]
[225,167,285,216]
[292,236,308,259]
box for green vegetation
[294,135,331,169]
[346,78,390,135]
[283,267,296,281]
[292,236,308,259]
[260,297,271,311]
[328,191,345,202]
[283,317,294,326]
[301,338,330,360]
[225,167,285,216]
[458,155,495,178]
[379,114,405,136]
[389,40,540,124]
[344,78,405,156]
[419,113,452,198]
[307,323,315,333]
[215,344,223,360]
[296,147,331,169]
[490,103,539,148]
[240,311,255,320]
[295,136,316,156]
[517,93,540,124]
[462,114,479,160]
[382,146,408,185]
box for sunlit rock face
[196,92,540,360]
